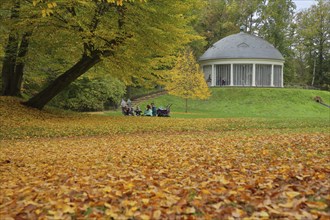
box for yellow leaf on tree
[117,0,123,6]
[41,9,47,17]
[164,48,210,113]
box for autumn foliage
[165,50,210,113]
[0,97,329,219]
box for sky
[293,0,317,11]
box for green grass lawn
[127,88,330,118]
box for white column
[252,64,256,86]
[211,64,215,86]
[271,64,274,87]
[281,64,284,87]
[230,63,234,86]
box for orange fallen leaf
[153,210,162,219]
[285,191,301,199]
[185,207,196,214]
[306,201,328,210]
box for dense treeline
[0,0,329,110]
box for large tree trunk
[23,54,101,110]
[317,40,324,85]
[1,33,19,96]
[2,31,33,97]
[1,0,31,97]
[15,31,33,95]
[1,0,20,96]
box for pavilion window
[233,64,253,86]
[255,64,271,86]
[215,64,231,86]
[273,65,282,87]
[203,65,212,83]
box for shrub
[50,76,126,111]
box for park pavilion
[199,28,285,87]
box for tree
[1,0,35,96]
[50,75,126,111]
[255,0,296,84]
[165,49,210,113]
[294,0,330,87]
[194,0,262,50]
[18,0,201,109]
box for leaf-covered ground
[1,97,330,219]
[1,132,330,219]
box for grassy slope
[1,95,329,140]
[137,88,330,118]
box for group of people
[120,99,158,116]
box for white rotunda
[199,29,285,87]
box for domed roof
[199,32,284,61]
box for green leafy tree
[165,49,210,113]
[194,0,262,49]
[255,0,296,85]
[50,75,126,111]
[294,0,330,87]
[16,0,201,109]
[0,0,199,109]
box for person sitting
[127,107,134,116]
[122,106,129,115]
[127,98,132,108]
[120,99,127,115]
[144,105,152,116]
[134,106,142,116]
[151,102,157,116]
